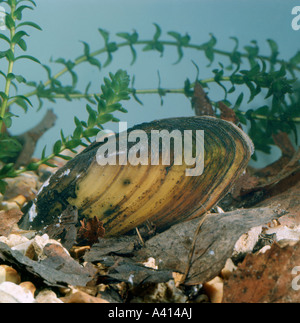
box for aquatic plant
[0,0,299,193]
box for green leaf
[0,92,8,101]
[15,74,26,83]
[240,63,260,77]
[5,49,15,61]
[128,45,137,65]
[267,39,279,63]
[42,161,57,168]
[60,129,67,144]
[41,146,47,159]
[81,41,90,56]
[17,38,27,51]
[57,154,73,161]
[275,64,286,78]
[153,23,162,41]
[168,31,181,42]
[244,41,259,68]
[73,125,83,140]
[13,96,29,112]
[0,138,22,159]
[17,0,36,7]
[87,56,101,70]
[53,140,62,155]
[10,95,33,107]
[86,105,97,128]
[201,33,217,66]
[5,14,15,29]
[26,162,39,171]
[143,24,164,55]
[15,55,40,64]
[245,80,260,103]
[0,180,7,195]
[74,116,81,127]
[3,115,12,128]
[14,5,33,20]
[116,31,138,43]
[235,111,247,125]
[0,34,11,44]
[65,139,82,150]
[234,92,244,110]
[83,128,100,138]
[107,46,118,60]
[230,36,239,51]
[290,51,300,66]
[167,31,190,64]
[81,42,102,69]
[183,79,193,98]
[97,114,114,124]
[0,163,14,176]
[98,28,109,43]
[115,33,138,65]
[11,30,29,44]
[255,105,270,116]
[17,21,42,30]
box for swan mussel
[20,116,254,237]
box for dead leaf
[135,207,282,285]
[84,236,138,263]
[218,101,239,124]
[0,209,23,237]
[230,172,260,199]
[223,242,300,303]
[0,241,94,287]
[228,151,299,208]
[42,243,96,279]
[44,205,79,250]
[77,216,105,246]
[90,255,173,286]
[258,178,300,227]
[84,235,173,286]
[192,82,215,116]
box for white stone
[35,289,63,303]
[0,234,29,248]
[0,282,35,303]
[0,267,6,284]
[265,225,300,243]
[234,226,262,254]
[11,234,69,260]
[28,203,37,222]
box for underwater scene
[0,0,299,306]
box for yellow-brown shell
[22,116,254,236]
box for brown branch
[254,132,296,179]
[15,109,57,168]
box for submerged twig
[180,213,209,285]
[15,109,57,168]
[136,227,145,246]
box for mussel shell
[21,116,254,236]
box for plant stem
[0,4,16,134]
[239,112,300,123]
[6,38,300,108]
